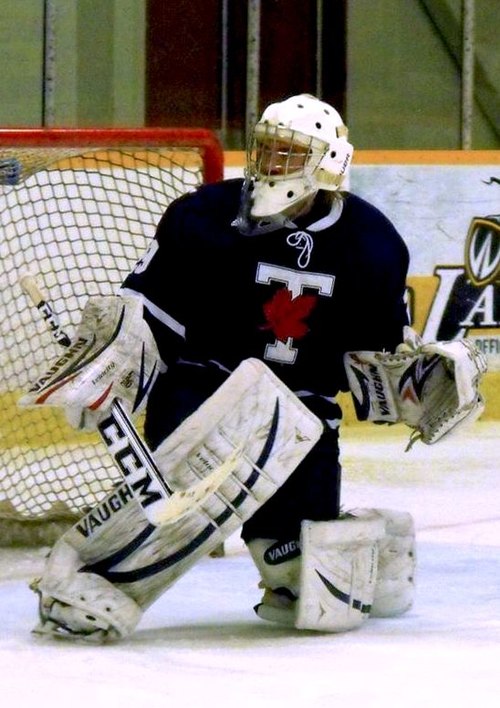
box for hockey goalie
[20,94,487,642]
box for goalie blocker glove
[344,327,487,448]
[19,294,164,430]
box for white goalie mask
[242,94,353,224]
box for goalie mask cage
[0,128,224,546]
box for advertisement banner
[351,152,499,419]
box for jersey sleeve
[362,231,410,351]
[120,195,193,366]
[120,180,244,370]
[340,195,410,356]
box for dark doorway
[146,1,346,148]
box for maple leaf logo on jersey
[261,289,318,342]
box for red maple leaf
[261,289,318,342]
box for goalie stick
[18,273,241,527]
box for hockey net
[0,128,224,546]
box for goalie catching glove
[344,326,487,448]
[19,295,164,429]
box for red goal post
[0,127,224,545]
[0,127,223,184]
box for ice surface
[1,422,499,708]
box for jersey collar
[304,198,344,232]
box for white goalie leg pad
[31,541,142,643]
[249,509,416,632]
[349,508,417,617]
[248,516,385,632]
[296,516,385,632]
[31,359,322,641]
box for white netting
[0,131,223,543]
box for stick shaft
[19,273,71,347]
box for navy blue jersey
[122,178,409,411]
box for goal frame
[0,126,225,545]
[0,127,224,184]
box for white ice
[1,422,499,708]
